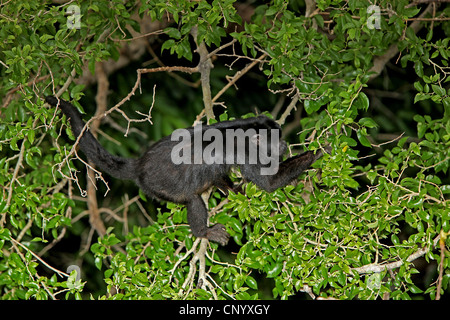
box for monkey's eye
[251,134,262,145]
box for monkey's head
[242,116,287,176]
[249,115,287,159]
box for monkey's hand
[313,145,332,162]
[323,144,332,155]
[206,224,230,246]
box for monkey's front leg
[186,195,230,246]
[243,147,330,193]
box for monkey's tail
[45,96,139,181]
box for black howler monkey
[45,96,327,246]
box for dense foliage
[0,0,449,300]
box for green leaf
[304,99,322,114]
[229,217,242,234]
[314,14,324,28]
[265,6,279,16]
[0,228,11,240]
[359,117,378,128]
[431,84,445,96]
[418,210,432,223]
[94,257,102,270]
[165,27,181,39]
[245,276,258,290]
[391,234,400,245]
[132,273,149,286]
[413,81,423,92]
[27,129,35,144]
[267,262,282,278]
[408,284,423,294]
[88,59,96,75]
[357,129,371,147]
[366,170,377,184]
[414,61,424,77]
[355,92,370,111]
[161,39,175,53]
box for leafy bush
[0,0,449,300]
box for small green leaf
[245,276,258,290]
[165,27,181,39]
[359,117,378,128]
[408,284,423,294]
[418,210,432,223]
[431,84,445,96]
[414,61,424,77]
[94,257,102,270]
[367,170,377,184]
[355,92,370,111]
[267,262,282,278]
[357,130,372,147]
[304,99,322,114]
[314,14,324,28]
[132,273,149,286]
[391,234,400,245]
[413,81,423,92]
[161,39,175,53]
[27,129,35,144]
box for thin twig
[11,238,70,278]
[212,53,267,104]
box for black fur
[46,96,326,245]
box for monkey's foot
[206,224,230,246]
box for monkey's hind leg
[186,195,230,246]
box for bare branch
[352,235,441,274]
[276,93,299,126]
[212,53,268,104]
[11,238,70,278]
[85,61,109,237]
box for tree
[0,0,449,300]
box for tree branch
[191,26,215,122]
[436,231,449,300]
[276,93,299,126]
[352,235,441,274]
[212,53,267,104]
[85,61,109,237]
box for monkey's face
[249,116,287,158]
[248,122,286,157]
